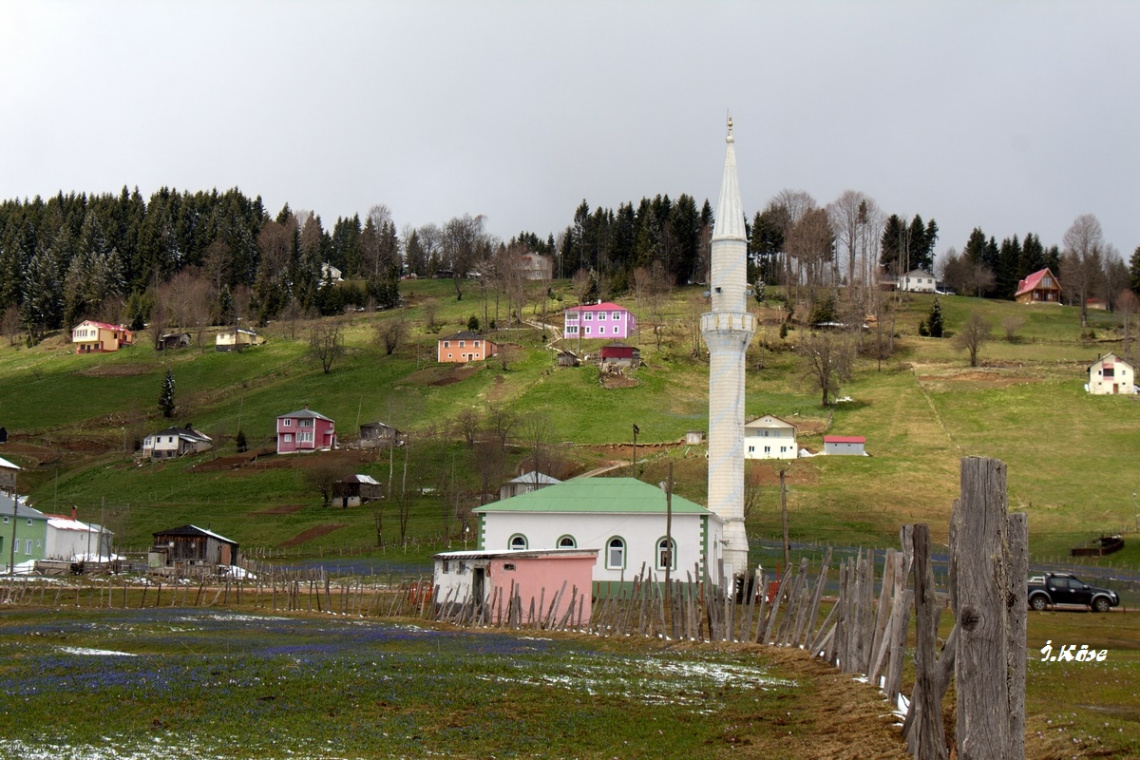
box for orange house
[437,331,496,363]
[71,320,135,353]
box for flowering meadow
[0,607,876,760]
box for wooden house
[140,424,213,459]
[0,455,19,493]
[276,407,337,454]
[1087,352,1137,395]
[332,474,383,507]
[823,435,866,456]
[437,331,496,363]
[215,328,265,352]
[1015,268,1062,304]
[599,342,640,367]
[157,332,191,350]
[433,548,597,625]
[71,320,134,353]
[357,421,401,449]
[556,349,580,367]
[744,415,798,460]
[150,524,239,569]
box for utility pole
[664,461,673,618]
[632,424,639,478]
[780,469,789,573]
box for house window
[606,537,626,570]
[612,311,621,320]
[1103,366,1115,378]
[598,326,606,334]
[503,563,516,571]
[25,539,32,554]
[448,353,453,359]
[656,538,676,571]
[598,312,607,320]
[566,313,578,322]
[557,535,577,548]
[283,433,293,443]
[584,313,593,321]
[459,341,466,347]
[474,341,480,347]
[283,419,292,427]
[2,517,7,524]
[444,341,450,347]
[764,446,770,453]
[299,432,314,443]
[35,539,41,548]
[748,445,754,453]
[300,419,313,427]
[584,327,591,335]
[509,534,528,551]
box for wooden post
[780,470,789,571]
[1006,512,1028,760]
[910,523,948,760]
[954,456,1024,760]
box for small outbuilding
[0,455,19,492]
[823,435,866,456]
[599,342,640,367]
[150,525,239,569]
[332,474,383,508]
[1087,352,1136,395]
[556,349,580,367]
[357,421,401,449]
[215,328,265,352]
[685,431,705,445]
[157,332,191,351]
[433,548,598,625]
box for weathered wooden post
[954,456,1026,760]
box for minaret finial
[726,115,734,143]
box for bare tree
[308,320,345,374]
[1115,289,1139,360]
[1061,214,1106,327]
[497,343,521,370]
[954,311,992,367]
[422,299,440,332]
[309,461,353,508]
[454,408,480,447]
[472,438,508,504]
[828,190,874,287]
[376,315,408,356]
[798,331,854,406]
[1001,316,1025,343]
[518,413,557,478]
[484,405,516,449]
[2,306,20,346]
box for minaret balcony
[700,312,755,335]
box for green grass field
[3,282,1138,569]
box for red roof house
[277,407,337,454]
[823,435,866,456]
[1015,268,1061,304]
[71,320,135,353]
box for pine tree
[158,368,176,418]
[235,429,248,453]
[927,298,944,338]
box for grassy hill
[3,279,1137,568]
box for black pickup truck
[1028,572,1119,612]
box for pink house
[432,549,597,625]
[276,407,337,454]
[563,302,636,340]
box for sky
[2,1,1138,262]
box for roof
[0,494,44,519]
[824,436,866,444]
[1089,352,1131,370]
[903,269,934,278]
[475,477,713,516]
[745,415,796,430]
[152,524,238,545]
[75,320,129,332]
[341,474,381,486]
[149,426,211,442]
[564,302,631,313]
[439,331,487,341]
[505,471,562,486]
[278,408,333,422]
[712,118,747,243]
[46,515,111,534]
[1015,268,1059,297]
[0,456,20,471]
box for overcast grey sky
[2,1,1137,261]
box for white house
[499,471,561,501]
[320,262,344,283]
[140,425,213,459]
[44,510,113,562]
[744,415,798,460]
[473,477,725,593]
[1087,353,1137,395]
[899,269,937,293]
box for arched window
[508,534,528,551]
[606,537,626,570]
[656,537,676,571]
[557,535,577,549]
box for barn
[150,525,239,569]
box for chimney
[71,506,77,521]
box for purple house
[563,302,636,340]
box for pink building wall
[276,413,337,454]
[563,303,636,340]
[487,554,594,624]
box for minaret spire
[701,117,756,582]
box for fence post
[954,456,1025,760]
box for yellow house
[72,321,134,353]
[215,328,265,352]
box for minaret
[701,117,755,581]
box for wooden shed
[358,421,401,449]
[150,525,239,568]
[332,474,384,507]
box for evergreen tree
[1019,233,1046,279]
[158,368,176,418]
[236,429,248,453]
[467,315,480,332]
[927,298,944,337]
[996,235,1022,299]
[1130,245,1140,295]
[21,248,62,344]
[880,214,908,273]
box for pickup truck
[1028,572,1119,612]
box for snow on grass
[57,646,137,657]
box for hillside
[3,279,1137,565]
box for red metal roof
[565,302,629,313]
[1014,268,1058,297]
[824,435,865,444]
